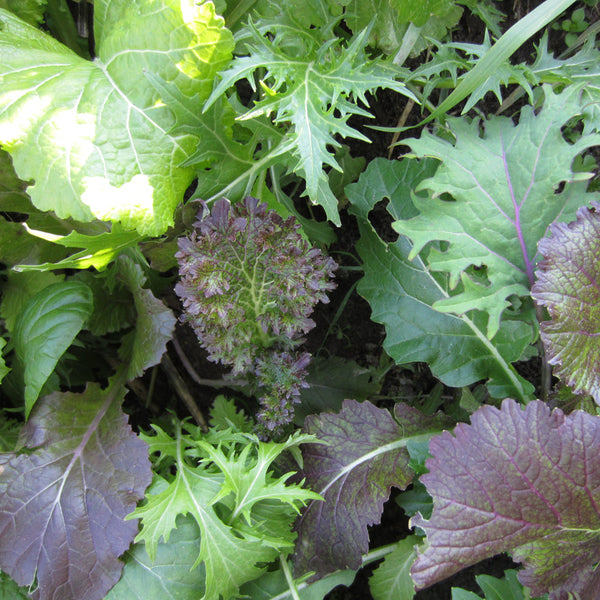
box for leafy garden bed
[1,0,600,599]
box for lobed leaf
[132,426,317,600]
[411,399,600,600]
[349,157,535,401]
[205,17,412,225]
[12,280,93,417]
[0,1,233,235]
[394,85,600,339]
[293,399,448,578]
[115,255,176,381]
[0,382,152,600]
[369,536,419,600]
[532,201,600,402]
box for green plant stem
[279,555,301,600]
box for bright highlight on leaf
[411,399,600,600]
[532,201,600,403]
[0,1,233,235]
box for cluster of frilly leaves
[175,196,337,433]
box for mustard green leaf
[205,17,413,225]
[532,201,600,403]
[0,382,152,600]
[104,515,205,600]
[0,1,234,235]
[369,536,419,600]
[411,399,600,599]
[0,0,45,26]
[12,280,93,417]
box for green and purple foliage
[175,196,337,431]
[532,201,600,402]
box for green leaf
[205,17,413,225]
[348,157,534,401]
[342,0,463,56]
[0,338,9,386]
[104,515,205,600]
[0,409,20,451]
[0,271,63,333]
[12,280,93,417]
[208,395,252,432]
[394,85,600,339]
[14,226,143,272]
[131,426,317,600]
[294,356,380,425]
[0,1,234,235]
[421,0,579,124]
[0,0,45,26]
[115,255,176,381]
[0,148,30,207]
[369,536,419,600]
[0,571,29,600]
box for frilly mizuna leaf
[205,17,413,225]
[411,399,600,600]
[12,280,93,417]
[0,382,152,600]
[532,201,600,402]
[293,399,448,578]
[116,255,176,381]
[393,85,600,339]
[0,2,233,235]
[349,157,535,401]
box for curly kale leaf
[532,201,600,402]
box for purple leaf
[411,399,600,600]
[293,399,448,578]
[0,382,152,600]
[532,201,600,402]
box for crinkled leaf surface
[411,399,600,600]
[0,382,152,600]
[393,85,600,338]
[532,201,600,403]
[115,255,176,381]
[104,515,205,600]
[12,280,93,417]
[349,157,534,401]
[293,399,448,578]
[205,17,412,225]
[0,1,233,235]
